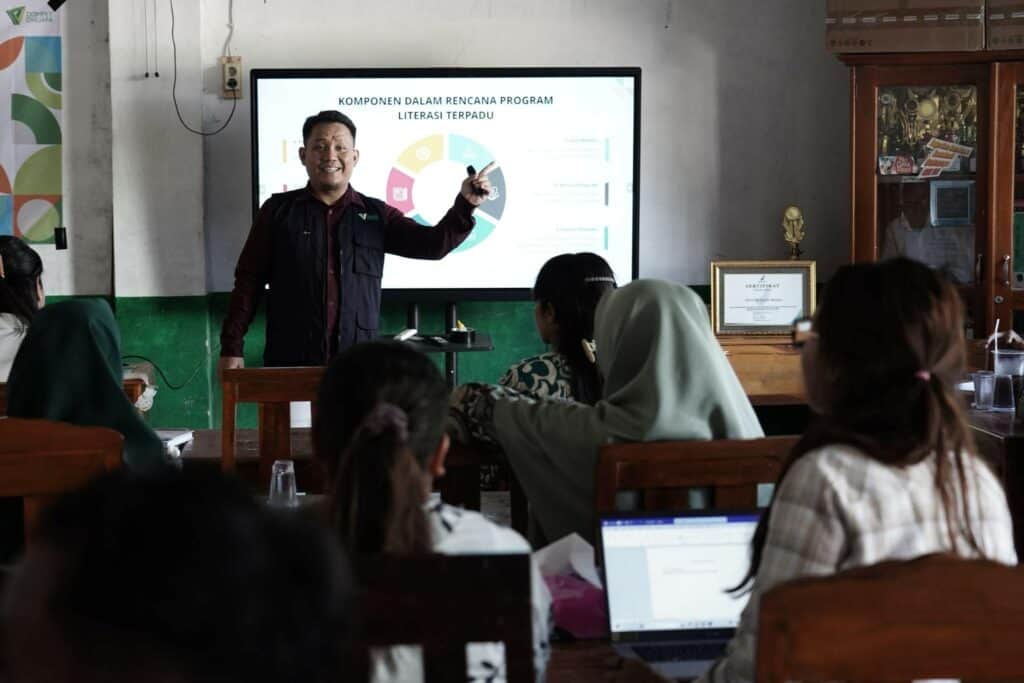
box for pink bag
[544,574,608,639]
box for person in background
[476,252,617,490]
[451,279,764,546]
[2,469,354,683]
[219,110,495,371]
[502,252,617,404]
[6,300,165,471]
[315,341,551,683]
[0,235,44,381]
[698,258,1017,683]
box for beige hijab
[492,279,763,544]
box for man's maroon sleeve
[219,205,274,357]
[382,194,476,259]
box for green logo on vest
[357,212,379,222]
[6,6,25,25]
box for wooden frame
[710,260,816,336]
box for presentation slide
[253,71,637,292]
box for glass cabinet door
[852,64,990,336]
[875,85,979,286]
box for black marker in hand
[461,162,497,205]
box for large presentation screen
[251,68,640,298]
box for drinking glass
[268,459,298,508]
[994,375,1017,413]
[973,371,995,411]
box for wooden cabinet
[842,51,1024,338]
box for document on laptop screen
[602,515,757,632]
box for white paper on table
[532,533,602,588]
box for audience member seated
[1,468,354,683]
[314,341,552,683]
[479,251,616,490]
[502,252,616,404]
[0,236,44,381]
[698,258,1018,683]
[451,279,763,546]
[5,299,165,470]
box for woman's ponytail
[330,402,432,555]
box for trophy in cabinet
[782,205,806,260]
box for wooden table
[968,409,1024,552]
[181,428,491,512]
[548,641,669,682]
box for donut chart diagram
[386,134,506,252]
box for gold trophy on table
[782,205,806,260]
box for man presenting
[219,110,494,370]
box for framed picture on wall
[710,260,816,335]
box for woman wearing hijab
[6,299,166,471]
[452,279,764,545]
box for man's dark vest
[262,190,387,367]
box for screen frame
[250,66,641,301]
[929,178,975,228]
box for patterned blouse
[450,352,575,451]
[499,351,575,400]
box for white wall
[199,0,850,291]
[108,0,206,297]
[49,0,113,296]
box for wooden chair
[595,436,796,514]
[220,366,325,487]
[0,418,123,541]
[354,553,534,683]
[756,554,1024,682]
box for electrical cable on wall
[143,0,150,77]
[123,346,221,391]
[153,0,160,77]
[168,0,236,136]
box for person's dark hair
[17,469,353,683]
[0,235,43,326]
[735,257,986,592]
[302,110,357,143]
[533,252,616,404]
[315,341,449,555]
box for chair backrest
[0,418,123,541]
[757,554,1024,682]
[0,383,6,415]
[595,436,795,514]
[220,367,324,484]
[354,553,534,683]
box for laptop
[599,509,760,680]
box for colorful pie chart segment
[386,133,506,253]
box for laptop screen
[601,512,759,634]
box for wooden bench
[757,554,1024,682]
[0,418,123,542]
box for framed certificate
[710,260,816,335]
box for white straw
[994,318,1001,357]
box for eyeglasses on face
[791,316,817,348]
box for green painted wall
[49,284,809,435]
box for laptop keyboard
[633,642,723,662]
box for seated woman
[452,279,764,546]
[314,341,552,683]
[6,299,165,471]
[502,252,616,403]
[0,235,44,381]
[698,258,1017,683]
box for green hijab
[6,299,166,472]
[492,279,763,544]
